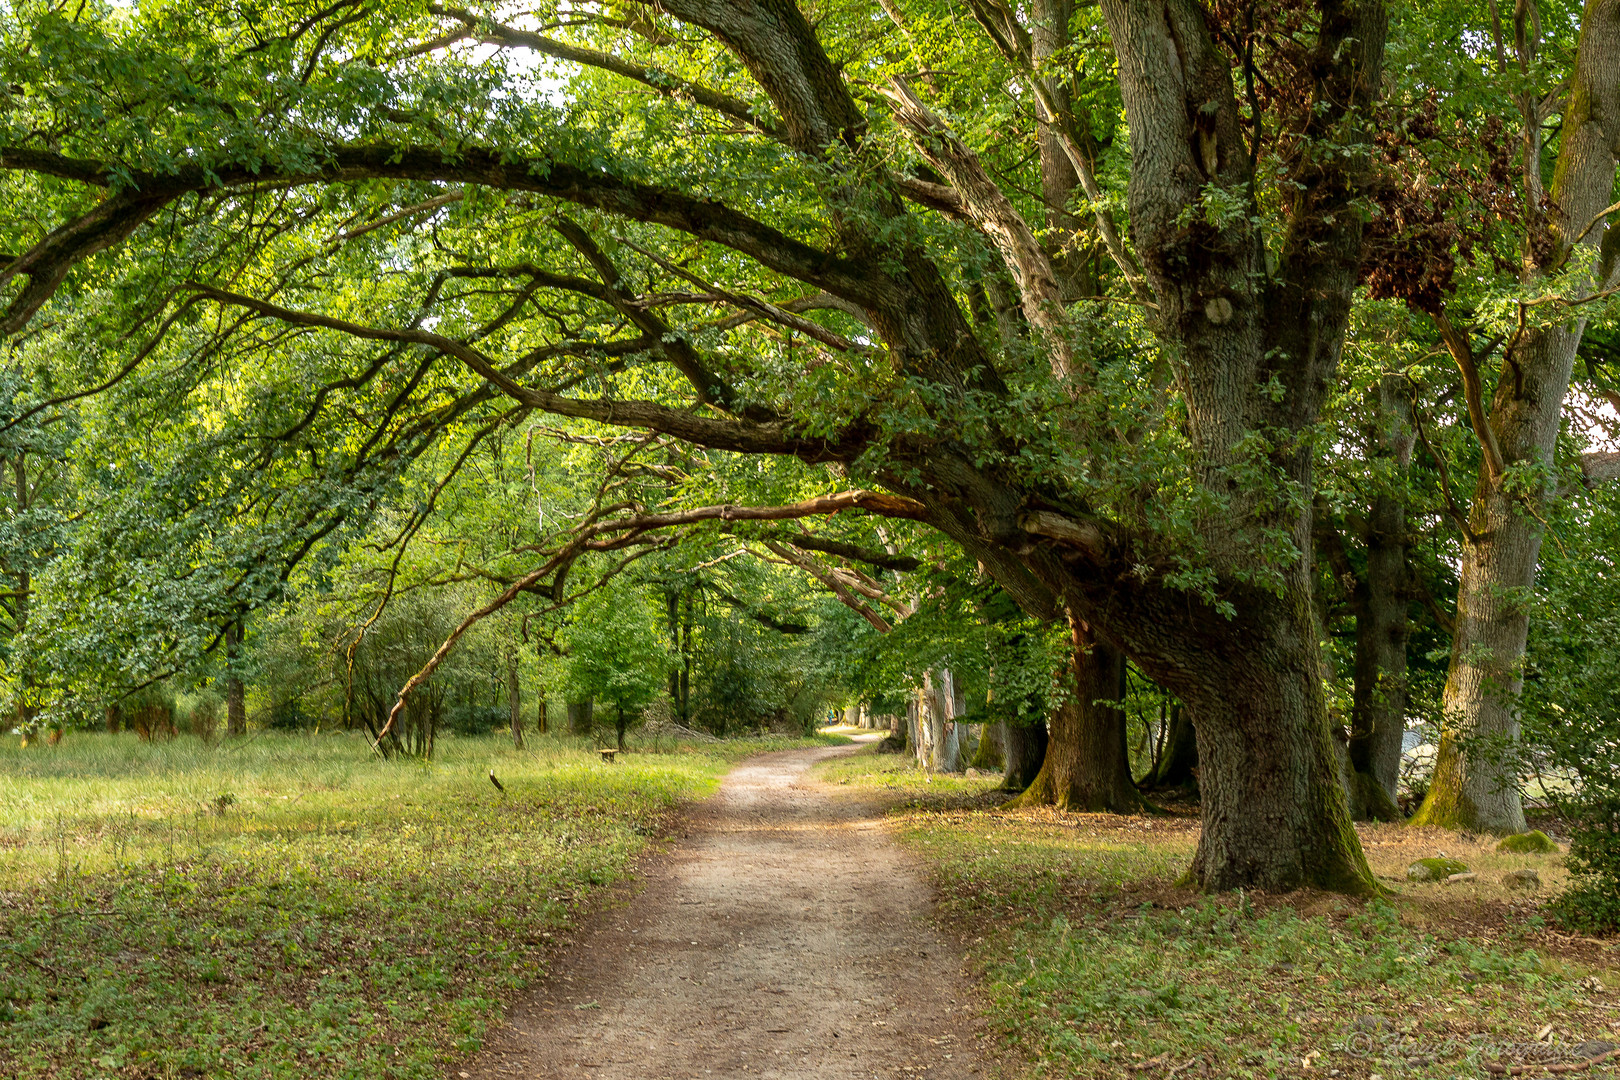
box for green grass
[0,728,843,1079]
[816,755,1620,1080]
[816,741,1005,799]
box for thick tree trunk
[1011,620,1140,812]
[1416,0,1620,834]
[1347,376,1413,822]
[1169,583,1373,892]
[1142,704,1197,793]
[1411,474,1543,833]
[225,620,246,738]
[507,650,524,750]
[536,693,548,735]
[1000,719,1048,792]
[1079,0,1385,892]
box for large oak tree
[3,0,1406,890]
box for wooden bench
[598,748,618,764]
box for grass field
[0,728,844,1080]
[817,744,1620,1080]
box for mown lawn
[0,728,843,1079]
[817,745,1620,1080]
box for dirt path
[456,737,989,1079]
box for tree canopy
[3,0,1619,900]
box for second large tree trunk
[1414,0,1620,834]
[1411,472,1543,834]
[1010,621,1139,812]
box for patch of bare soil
[453,738,988,1079]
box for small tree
[560,584,673,751]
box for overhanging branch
[181,283,872,462]
[1,144,878,307]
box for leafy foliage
[1523,486,1620,931]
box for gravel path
[455,737,988,1079]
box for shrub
[443,703,506,736]
[181,691,224,741]
[1547,794,1620,933]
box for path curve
[457,737,987,1079]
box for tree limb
[881,76,1082,381]
[1,145,878,306]
[180,283,875,462]
[376,488,929,741]
[1433,309,1507,485]
[962,0,1152,303]
[1581,449,1620,488]
[428,4,785,140]
[757,541,893,632]
[767,532,921,572]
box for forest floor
[0,728,843,1079]
[11,730,1617,1080]
[454,733,989,1080]
[817,742,1620,1080]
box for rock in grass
[1502,868,1542,890]
[1496,830,1559,854]
[1445,872,1479,884]
[1407,857,1470,882]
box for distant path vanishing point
[455,735,989,1079]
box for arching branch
[427,4,785,141]
[179,283,875,462]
